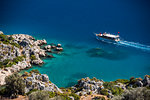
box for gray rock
[42,74,49,82]
[24,73,63,93]
[32,59,44,65]
[135,81,143,87]
[142,76,150,86]
[0,31,3,34]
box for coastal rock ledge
[22,71,63,93]
[0,32,49,85]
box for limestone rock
[23,73,63,93]
[142,75,150,86]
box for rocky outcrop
[0,43,20,61]
[0,60,31,85]
[142,75,150,86]
[31,59,44,65]
[44,43,63,52]
[56,47,63,51]
[0,31,3,34]
[57,44,61,47]
[23,72,63,93]
[44,45,51,49]
[72,76,150,99]
[72,77,104,96]
[0,32,63,86]
[0,33,48,85]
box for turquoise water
[21,39,150,87]
[0,0,150,87]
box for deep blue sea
[0,0,150,87]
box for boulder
[42,74,49,82]
[142,75,150,86]
[57,44,61,47]
[56,47,63,51]
[135,81,143,87]
[0,31,4,34]
[39,50,46,57]
[32,59,44,65]
[44,45,51,49]
[35,39,47,46]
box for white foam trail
[118,41,150,51]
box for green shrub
[49,91,56,98]
[92,96,106,100]
[112,87,150,100]
[0,86,7,96]
[100,89,108,96]
[115,79,129,84]
[74,87,83,93]
[69,93,80,100]
[0,56,25,68]
[59,93,71,100]
[8,36,14,40]
[111,87,123,95]
[103,82,123,95]
[13,56,24,63]
[28,90,50,100]
[5,73,25,98]
[30,55,36,60]
[0,34,20,48]
[26,89,38,95]
[91,77,100,82]
[10,42,20,48]
[29,69,40,74]
[103,82,116,90]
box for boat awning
[104,34,119,38]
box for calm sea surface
[0,0,150,87]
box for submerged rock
[86,48,128,60]
[47,54,54,58]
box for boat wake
[94,32,150,51]
[117,40,150,51]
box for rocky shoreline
[0,31,63,85]
[0,31,150,100]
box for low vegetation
[28,90,79,100]
[30,54,36,60]
[0,34,20,48]
[112,87,150,100]
[92,96,106,100]
[29,69,40,74]
[0,73,26,98]
[0,56,25,68]
[103,81,123,95]
[28,90,50,100]
[114,79,129,84]
[100,89,109,96]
